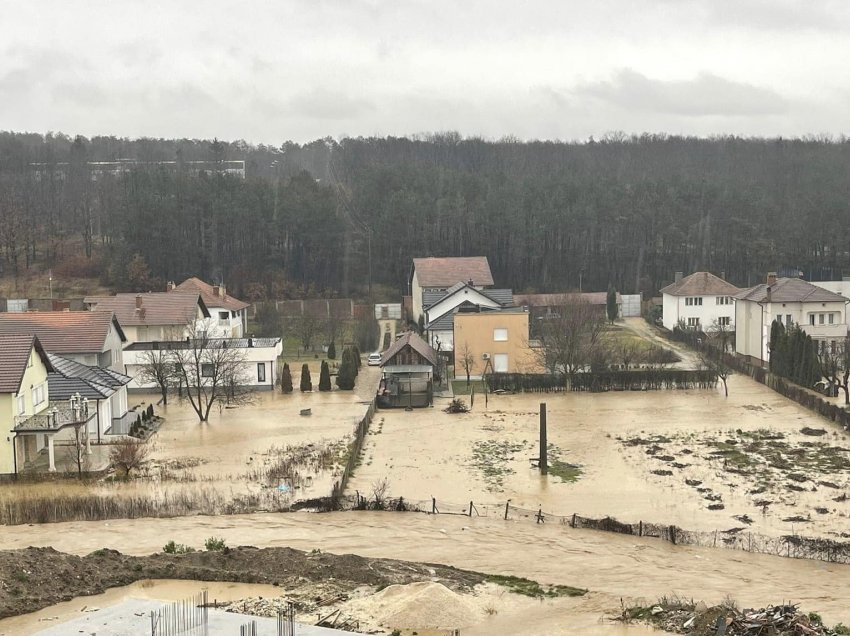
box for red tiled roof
[0,312,124,355]
[412,257,494,288]
[660,272,740,297]
[736,278,847,303]
[85,292,210,326]
[174,278,249,311]
[0,334,53,393]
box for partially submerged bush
[444,398,469,414]
[204,536,227,551]
[163,540,195,554]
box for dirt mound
[364,581,483,630]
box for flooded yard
[350,373,850,538]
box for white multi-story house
[170,278,250,338]
[735,273,849,364]
[409,257,494,324]
[660,271,740,331]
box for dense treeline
[2,130,850,299]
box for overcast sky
[2,0,849,144]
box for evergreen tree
[327,341,336,360]
[318,360,332,391]
[336,355,356,390]
[606,285,618,324]
[300,363,312,392]
[352,345,362,368]
[281,363,293,393]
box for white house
[659,271,740,331]
[735,273,849,364]
[85,292,209,345]
[123,337,283,391]
[409,256,494,324]
[423,282,513,352]
[170,278,250,337]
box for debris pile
[628,601,845,635]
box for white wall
[662,294,735,331]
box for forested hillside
[1,131,849,300]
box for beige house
[453,308,540,378]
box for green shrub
[204,536,227,551]
[163,540,195,554]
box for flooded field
[350,373,850,538]
[1,512,848,630]
[0,368,379,523]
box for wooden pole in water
[539,402,548,474]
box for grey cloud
[575,69,788,117]
[286,89,375,120]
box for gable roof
[174,278,250,312]
[0,311,125,354]
[47,354,130,389]
[659,272,740,297]
[736,278,849,303]
[0,334,53,394]
[412,257,494,288]
[424,282,513,312]
[85,292,210,326]
[380,331,438,368]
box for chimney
[720,271,726,281]
[135,294,143,309]
[213,284,225,298]
[674,271,683,283]
[467,279,474,287]
[767,272,777,287]
[166,281,175,291]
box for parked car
[367,352,383,366]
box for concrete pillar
[85,425,91,455]
[47,436,56,472]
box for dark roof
[513,291,622,306]
[47,354,130,389]
[424,283,513,311]
[47,374,113,400]
[0,334,53,394]
[0,311,125,354]
[174,278,250,312]
[736,278,848,303]
[124,337,281,351]
[412,257,494,288]
[85,292,210,326]
[380,331,438,368]
[659,272,740,297]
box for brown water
[351,374,850,537]
[1,512,848,627]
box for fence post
[539,402,548,475]
[504,501,510,520]
[571,513,576,528]
[670,525,676,545]
[432,497,436,514]
[638,520,642,537]
[468,501,473,517]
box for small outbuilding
[377,331,438,408]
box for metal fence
[150,591,208,636]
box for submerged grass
[486,574,586,598]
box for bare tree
[289,310,323,353]
[458,341,475,388]
[534,296,607,386]
[110,439,151,476]
[706,319,734,353]
[818,337,850,403]
[616,340,642,370]
[62,423,90,480]
[698,350,733,397]
[170,327,253,422]
[136,348,175,405]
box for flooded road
[1,512,848,627]
[352,374,850,537]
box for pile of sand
[351,582,484,630]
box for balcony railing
[14,403,94,432]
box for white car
[367,352,383,366]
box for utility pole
[539,402,548,474]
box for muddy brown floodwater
[1,512,848,630]
[351,373,850,538]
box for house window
[493,328,508,342]
[685,297,703,306]
[810,314,815,326]
[16,395,25,415]
[32,383,46,407]
[718,316,730,326]
[819,313,825,325]
[257,363,266,382]
[201,363,215,378]
[687,317,700,327]
[786,314,792,327]
[493,353,509,373]
[715,296,732,305]
[219,311,230,321]
[27,352,33,368]
[829,313,835,325]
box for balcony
[801,323,849,340]
[14,402,95,433]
